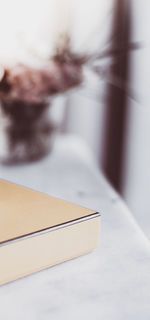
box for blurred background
[54,0,150,237]
[0,0,150,238]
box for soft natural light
[0,0,108,67]
[0,0,72,66]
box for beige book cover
[0,179,100,286]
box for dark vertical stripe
[102,0,131,191]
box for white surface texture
[123,0,150,239]
[0,134,150,320]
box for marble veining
[0,134,150,320]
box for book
[0,179,100,286]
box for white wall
[64,74,106,162]
[64,1,114,162]
[122,0,150,238]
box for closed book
[0,179,100,286]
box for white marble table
[0,134,150,320]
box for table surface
[0,134,150,320]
